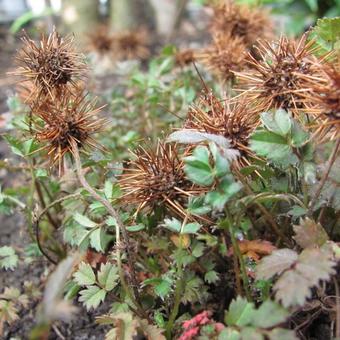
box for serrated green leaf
[74,213,97,229]
[315,17,340,44]
[225,296,255,327]
[98,263,119,291]
[0,246,18,270]
[261,110,291,136]
[192,241,205,257]
[89,228,104,252]
[73,262,96,286]
[104,181,114,200]
[182,222,201,234]
[204,270,220,284]
[251,300,289,328]
[163,217,181,233]
[210,142,230,177]
[184,146,214,186]
[250,130,298,167]
[291,121,309,147]
[155,279,172,299]
[187,196,211,215]
[79,286,106,310]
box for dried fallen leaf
[231,239,276,261]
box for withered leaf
[256,249,298,280]
[293,218,328,249]
[273,247,336,307]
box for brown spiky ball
[15,29,87,103]
[87,25,115,55]
[210,0,273,47]
[119,142,203,217]
[184,90,259,167]
[197,33,247,82]
[308,61,340,141]
[113,30,150,60]
[235,35,326,117]
[35,92,106,173]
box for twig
[308,138,340,216]
[32,193,83,265]
[233,166,290,244]
[225,209,251,301]
[70,141,144,316]
[334,278,340,339]
[35,179,59,229]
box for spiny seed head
[197,33,247,82]
[184,90,259,167]
[235,35,325,117]
[113,30,150,60]
[308,61,340,141]
[175,48,196,68]
[35,92,106,173]
[14,29,87,102]
[210,0,273,47]
[87,25,114,55]
[119,142,201,217]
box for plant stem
[35,179,59,229]
[165,263,184,339]
[308,138,340,216]
[233,166,290,245]
[70,142,144,317]
[3,195,26,209]
[224,210,251,301]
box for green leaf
[184,146,214,186]
[218,328,241,340]
[250,130,298,167]
[0,246,18,270]
[182,222,202,234]
[154,279,172,299]
[205,177,241,210]
[291,122,309,147]
[73,262,96,286]
[240,328,264,340]
[204,270,220,284]
[187,196,211,215]
[261,110,291,136]
[98,263,119,291]
[267,328,298,340]
[74,213,97,229]
[126,224,145,232]
[79,286,106,310]
[191,241,205,257]
[251,300,289,328]
[314,17,340,45]
[4,135,24,157]
[210,142,230,177]
[104,181,114,200]
[304,0,318,12]
[225,296,255,327]
[89,228,105,252]
[163,218,182,233]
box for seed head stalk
[70,141,145,317]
